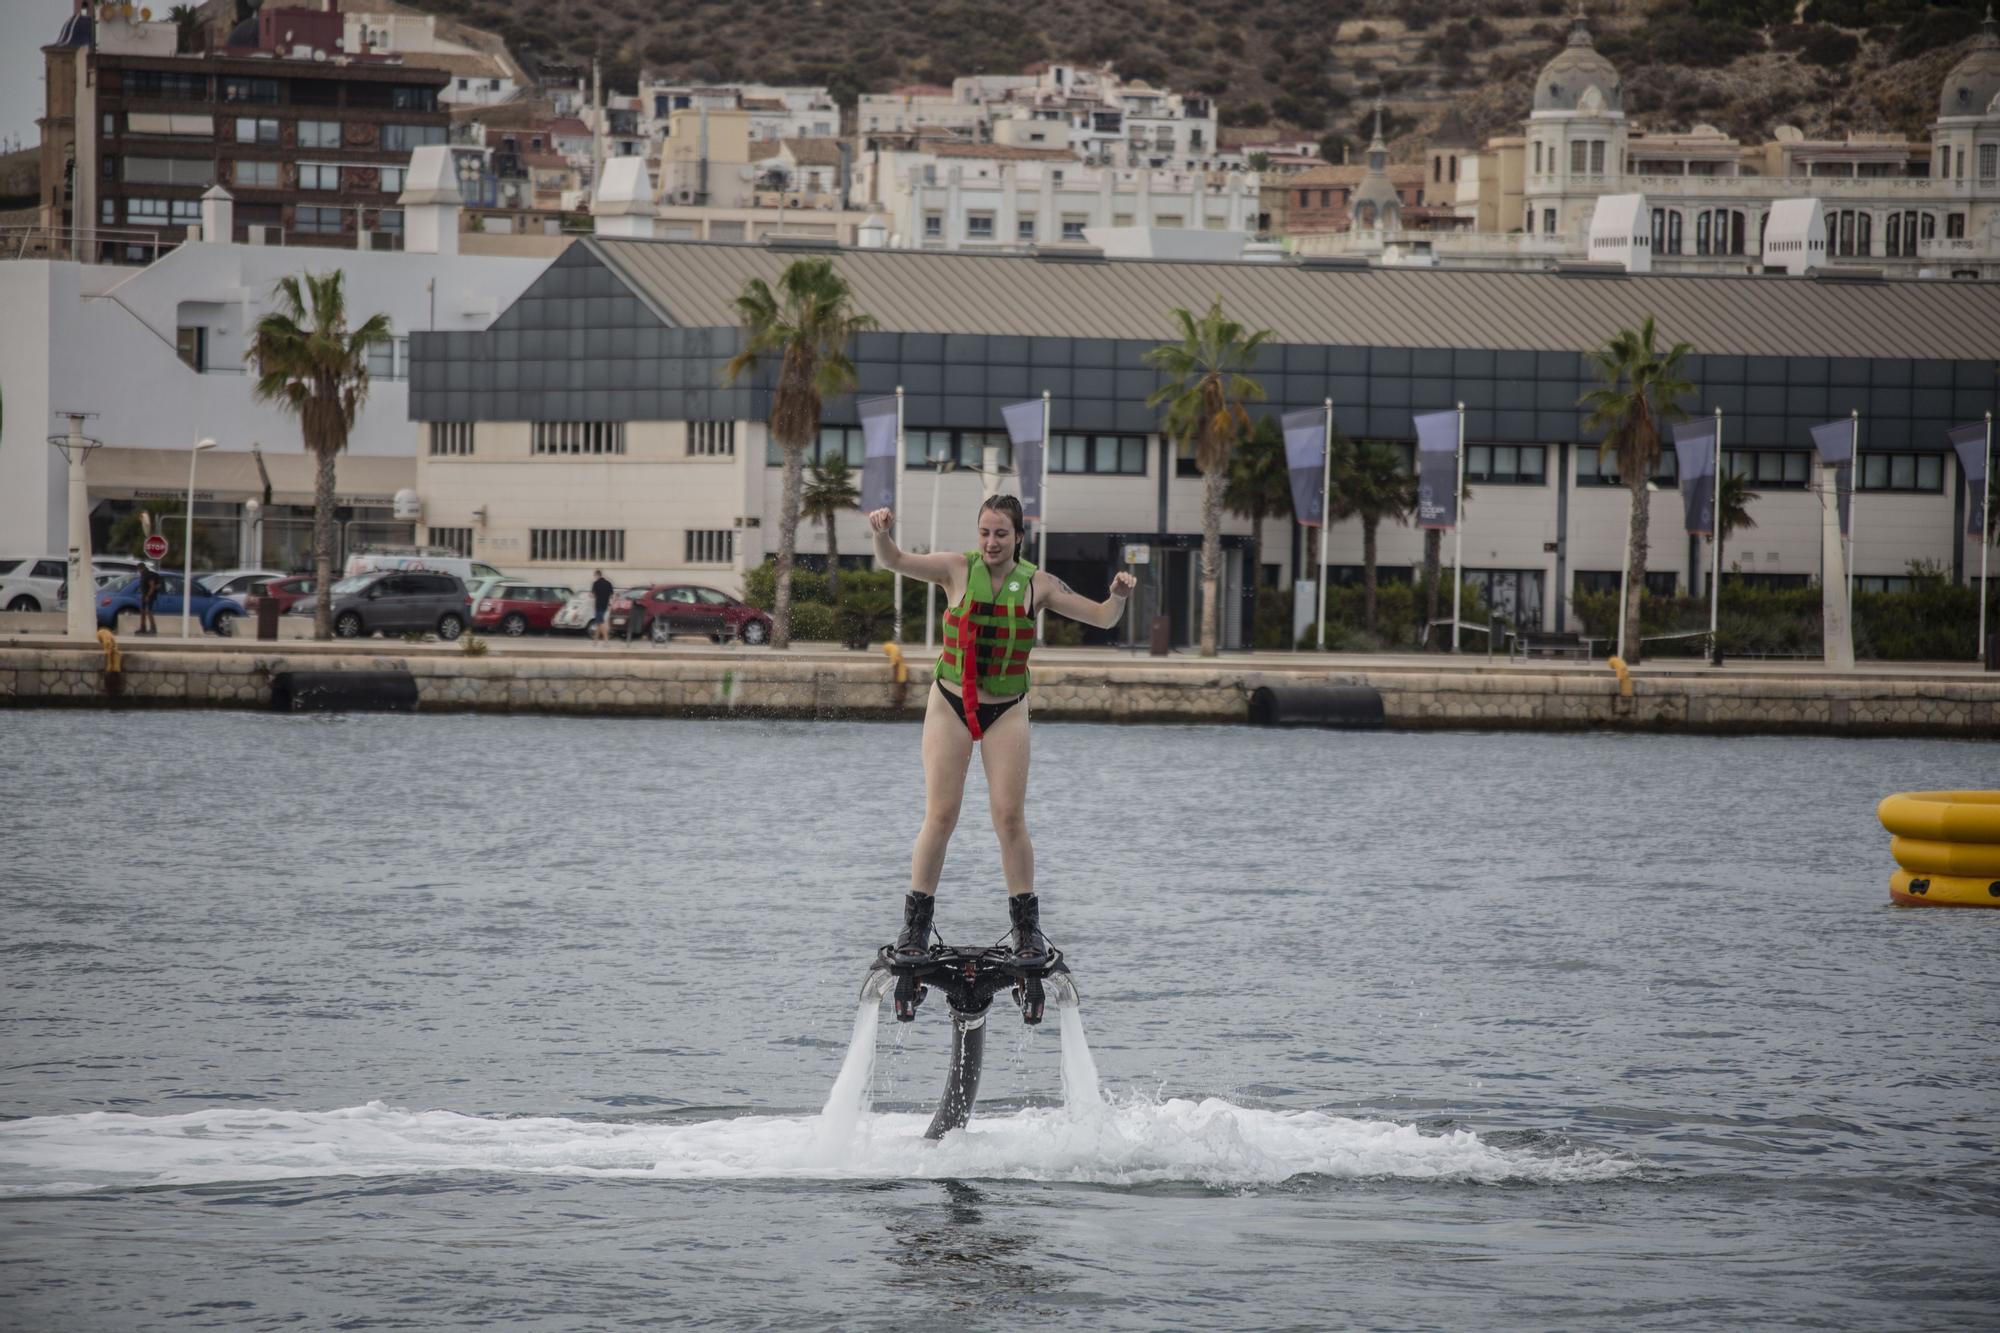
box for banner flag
[1810,419,1855,536]
[1281,408,1326,526]
[1413,410,1459,530]
[1001,399,1046,521]
[1671,419,1717,537]
[1949,421,1989,538]
[857,394,899,515]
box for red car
[610,584,773,645]
[472,581,576,636]
[257,575,319,615]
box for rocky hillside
[374,1,1992,154]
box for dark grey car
[296,571,470,640]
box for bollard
[254,594,281,641]
[880,641,909,707]
[1148,614,1171,657]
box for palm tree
[1329,438,1417,636]
[1578,315,1693,663]
[1145,297,1270,656]
[802,452,860,601]
[247,271,391,641]
[167,4,201,54]
[1714,469,1759,589]
[1223,415,1291,640]
[722,257,875,650]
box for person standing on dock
[868,497,1135,962]
[136,563,162,637]
[589,570,613,645]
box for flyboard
[859,934,1077,1140]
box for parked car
[289,570,471,640]
[344,553,508,586]
[610,584,774,645]
[95,572,246,636]
[554,586,645,636]
[199,569,286,607]
[0,556,72,612]
[257,574,319,616]
[472,582,576,636]
[462,573,513,613]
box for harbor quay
[3,634,1994,738]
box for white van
[343,552,508,586]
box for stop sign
[143,535,169,560]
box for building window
[428,422,474,456]
[128,198,170,224]
[1051,433,1148,475]
[294,205,343,234]
[923,213,942,239]
[1017,218,1035,242]
[428,526,473,557]
[379,165,405,195]
[123,157,215,186]
[1723,449,1810,489]
[1571,140,1587,174]
[375,209,403,236]
[300,163,340,191]
[685,530,736,564]
[966,213,994,239]
[1947,212,1965,239]
[1578,449,1678,486]
[101,198,117,224]
[382,123,448,151]
[900,428,1009,470]
[222,77,279,105]
[367,336,409,380]
[236,117,279,145]
[1858,452,1944,493]
[298,120,342,149]
[1298,189,1309,207]
[1575,570,1678,598]
[1061,216,1087,240]
[391,86,439,112]
[234,159,280,188]
[532,421,627,455]
[1590,140,1605,173]
[688,421,736,457]
[128,69,207,100]
[530,529,625,563]
[1543,208,1556,234]
[175,326,207,372]
[1667,211,1682,254]
[1981,144,1997,180]
[1464,444,1546,485]
[1696,210,1712,255]
[171,199,200,224]
[1533,141,1542,174]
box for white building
[638,81,840,144]
[338,2,526,108]
[1302,11,2000,279]
[0,150,545,568]
[857,141,1261,250]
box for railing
[0,224,177,262]
[1293,229,1574,258]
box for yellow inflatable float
[1877,792,2000,907]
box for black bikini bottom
[935,679,1025,736]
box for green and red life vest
[936,553,1036,736]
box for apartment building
[400,216,2000,647]
[38,5,451,261]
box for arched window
[1856,211,1871,255]
[1433,155,1442,183]
[1651,207,1665,251]
[1667,211,1683,255]
[1358,202,1375,227]
[1696,210,1712,255]
[1533,141,1543,174]
[1450,155,1458,182]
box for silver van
[292,570,471,640]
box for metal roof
[588,238,2000,363]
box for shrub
[787,601,838,641]
[1568,576,1992,661]
[1640,15,1763,68]
[834,587,896,650]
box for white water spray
[813,999,880,1154]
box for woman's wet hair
[978,494,1026,562]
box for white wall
[0,241,546,554]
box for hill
[345,1,1994,155]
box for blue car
[96,572,246,636]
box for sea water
[3,712,1996,1331]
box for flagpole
[1709,407,1722,658]
[1036,388,1051,644]
[1846,409,1860,611]
[1451,401,1464,653]
[1981,412,1993,665]
[1317,396,1332,651]
[893,385,904,644]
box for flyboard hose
[862,944,1078,1139]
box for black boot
[894,892,936,957]
[1007,893,1050,966]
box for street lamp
[47,412,103,641]
[182,438,215,638]
[1616,479,1660,662]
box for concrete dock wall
[3,641,1995,738]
